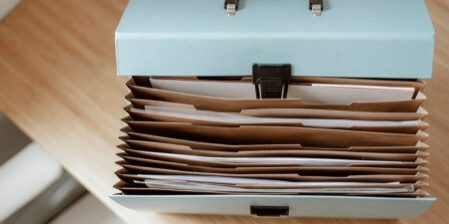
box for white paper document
[137,106,420,128]
[139,180,414,194]
[150,78,415,104]
[134,175,413,194]
[144,151,405,166]
[136,175,401,186]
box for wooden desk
[0,0,448,223]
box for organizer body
[110,195,434,219]
[113,0,436,219]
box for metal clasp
[309,0,323,16]
[225,0,239,16]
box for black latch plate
[252,64,292,99]
[250,205,290,217]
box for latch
[309,0,323,16]
[252,64,292,99]
[250,205,290,218]
[224,0,239,16]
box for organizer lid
[115,0,434,78]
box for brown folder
[118,147,427,169]
[123,120,427,148]
[127,79,426,112]
[119,140,427,161]
[117,165,428,182]
[114,180,429,197]
[117,154,428,175]
[123,131,428,153]
[125,106,428,134]
[126,95,428,121]
[118,77,430,197]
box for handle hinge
[224,0,239,16]
[309,0,323,16]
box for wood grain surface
[0,0,448,223]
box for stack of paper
[114,76,429,197]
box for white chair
[0,143,85,224]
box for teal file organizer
[113,0,435,218]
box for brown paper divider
[125,106,428,134]
[349,158,428,168]
[118,147,426,168]
[118,164,427,182]
[128,80,304,112]
[123,120,426,148]
[240,107,428,121]
[349,142,429,153]
[114,166,429,197]
[127,79,426,112]
[126,95,428,121]
[349,122,427,134]
[417,107,429,120]
[140,185,415,193]
[122,131,428,153]
[119,148,305,168]
[122,132,303,151]
[129,178,416,191]
[289,77,424,99]
[132,76,152,86]
[288,77,424,92]
[149,76,425,96]
[117,153,428,175]
[116,171,426,191]
[218,182,425,190]
[117,188,428,197]
[126,93,196,109]
[120,139,426,161]
[114,181,204,195]
[114,180,428,197]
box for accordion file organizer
[111,0,436,218]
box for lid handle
[224,0,324,16]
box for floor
[50,194,125,224]
[0,113,123,224]
[0,3,124,223]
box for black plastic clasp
[250,205,290,218]
[252,64,292,99]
